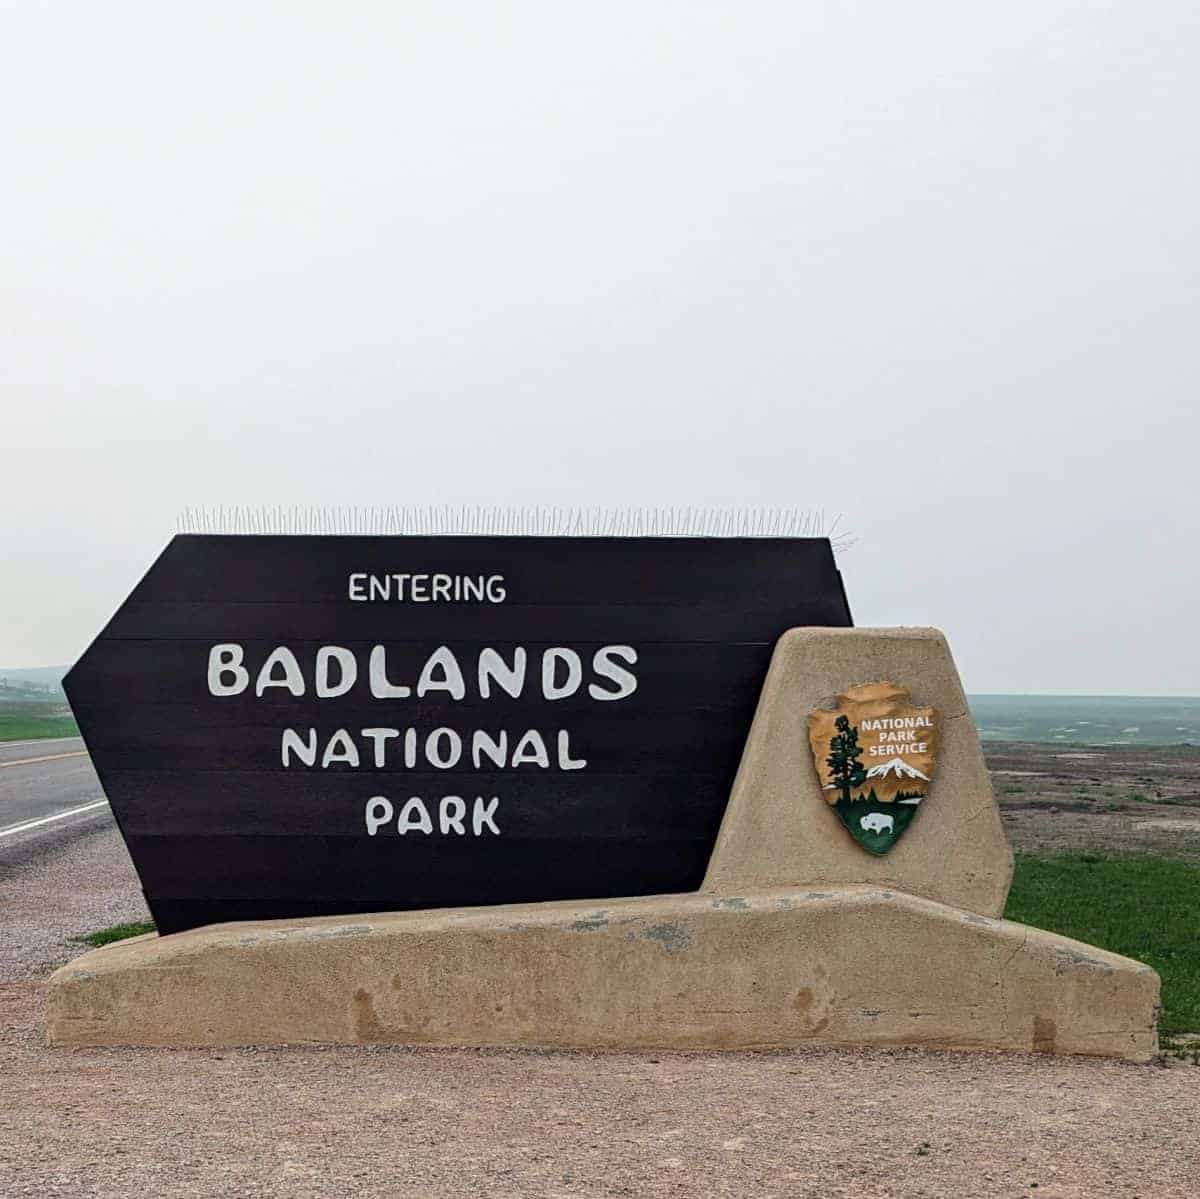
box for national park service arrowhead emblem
[807,681,939,855]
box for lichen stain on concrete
[570,912,609,932]
[304,924,372,942]
[964,913,994,926]
[803,891,834,900]
[236,925,371,949]
[710,897,750,910]
[1054,948,1114,976]
[640,923,693,953]
[235,930,292,947]
[353,988,387,1042]
[1032,1015,1057,1054]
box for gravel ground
[1,978,1197,1198]
[0,823,149,982]
[2,753,1198,1196]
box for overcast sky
[2,2,1197,693]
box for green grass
[74,921,156,948]
[1006,854,1200,1036]
[0,706,79,742]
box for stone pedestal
[47,628,1160,1059]
[47,887,1158,1058]
[704,627,1012,916]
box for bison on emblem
[859,811,894,835]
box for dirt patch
[987,741,1200,859]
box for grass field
[1006,854,1200,1037]
[0,704,79,742]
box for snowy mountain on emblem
[864,757,930,782]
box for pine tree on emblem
[827,715,867,804]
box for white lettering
[588,645,638,701]
[281,727,317,767]
[472,729,508,768]
[365,796,393,835]
[426,727,463,769]
[397,796,434,835]
[542,648,582,700]
[360,727,398,767]
[417,646,466,700]
[557,730,587,770]
[478,647,526,699]
[208,644,249,696]
[346,572,507,603]
[472,796,501,835]
[256,647,305,697]
[511,729,550,768]
[315,646,357,697]
[369,645,411,699]
[364,794,502,836]
[439,795,467,834]
[321,728,360,768]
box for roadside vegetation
[73,921,156,948]
[0,701,78,742]
[1006,853,1200,1043]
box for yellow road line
[0,750,88,769]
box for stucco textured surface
[47,885,1158,1060]
[703,626,1014,916]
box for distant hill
[969,694,1200,747]
[0,666,69,703]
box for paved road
[0,736,112,850]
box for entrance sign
[51,626,1160,1061]
[66,534,851,933]
[807,681,938,854]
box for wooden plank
[97,769,733,836]
[111,535,841,605]
[102,598,848,641]
[127,833,712,931]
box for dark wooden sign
[66,535,852,933]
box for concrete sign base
[47,628,1161,1059]
[705,627,1013,914]
[47,886,1157,1060]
